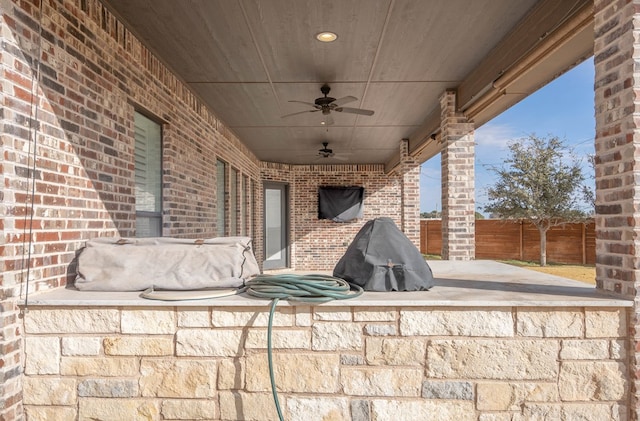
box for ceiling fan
[318,142,334,158]
[282,84,374,125]
[314,142,350,161]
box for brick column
[399,139,420,247]
[1,4,28,420]
[440,90,475,260]
[594,1,640,418]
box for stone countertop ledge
[22,260,631,308]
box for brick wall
[263,162,407,271]
[593,0,639,297]
[20,304,629,420]
[0,1,422,417]
[0,0,260,417]
[400,139,421,245]
[593,0,640,417]
[1,0,261,294]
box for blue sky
[420,57,596,215]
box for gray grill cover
[333,217,434,291]
[74,237,259,291]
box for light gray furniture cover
[74,236,259,291]
[333,217,434,291]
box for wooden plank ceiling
[102,0,593,169]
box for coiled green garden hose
[244,274,364,421]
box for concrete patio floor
[25,260,631,308]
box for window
[251,179,257,237]
[216,160,227,237]
[242,175,249,236]
[134,112,162,237]
[230,168,238,235]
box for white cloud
[474,123,519,148]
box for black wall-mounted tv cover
[318,186,364,222]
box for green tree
[421,210,441,219]
[483,134,588,266]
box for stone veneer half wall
[21,303,629,421]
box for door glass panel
[216,160,226,237]
[265,188,282,261]
[264,183,288,269]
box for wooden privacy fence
[420,219,596,265]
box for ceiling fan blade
[331,96,358,107]
[288,100,319,108]
[330,154,349,161]
[281,109,320,118]
[334,106,375,116]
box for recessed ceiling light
[316,31,338,43]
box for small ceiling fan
[318,142,334,158]
[314,142,349,161]
[282,84,374,125]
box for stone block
[121,309,176,334]
[78,378,138,397]
[295,306,313,326]
[211,307,294,327]
[218,358,244,389]
[287,397,350,421]
[103,336,174,356]
[25,336,60,374]
[350,400,370,421]
[314,307,352,321]
[611,339,626,359]
[245,353,340,393]
[364,324,397,336]
[24,308,120,333]
[517,309,584,337]
[161,399,218,420]
[176,328,244,357]
[60,357,139,376]
[312,322,363,351]
[511,382,559,406]
[219,391,279,421]
[341,354,366,365]
[560,339,609,360]
[353,308,396,322]
[245,328,311,349]
[426,339,559,380]
[370,399,475,421]
[177,307,210,327]
[61,336,101,356]
[559,361,626,401]
[521,404,560,420]
[79,398,159,420]
[478,414,512,421]
[140,359,217,398]
[476,383,512,410]
[400,309,514,337]
[585,309,627,338]
[341,367,422,397]
[613,403,628,421]
[365,337,426,366]
[24,406,76,421]
[23,377,77,405]
[422,381,473,400]
[560,403,614,420]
